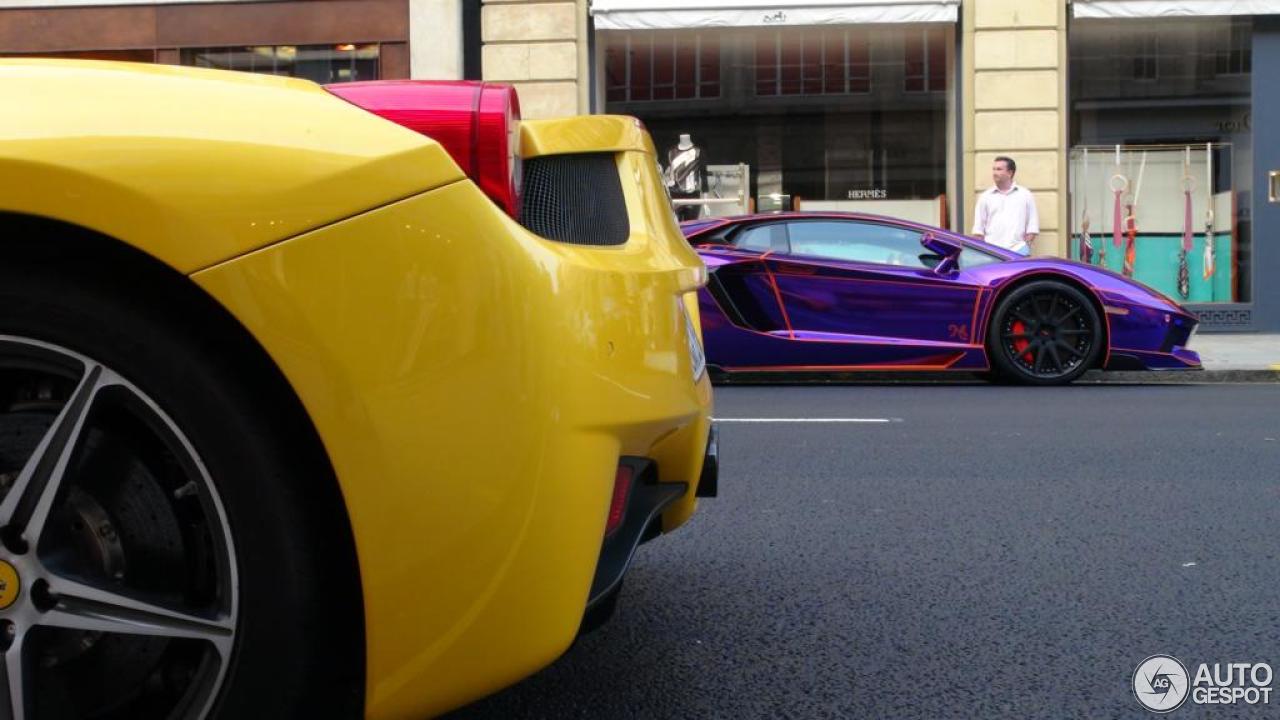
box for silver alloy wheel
[0,335,238,720]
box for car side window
[733,223,786,253]
[786,221,927,269]
[959,246,1002,269]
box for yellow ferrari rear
[0,59,712,719]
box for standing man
[972,156,1039,256]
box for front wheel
[986,280,1103,386]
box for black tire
[0,256,361,719]
[986,280,1103,386]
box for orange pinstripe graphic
[969,288,986,345]
[712,317,982,349]
[722,354,980,373]
[1110,347,1198,360]
[769,268,980,292]
[756,250,795,340]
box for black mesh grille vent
[520,153,630,246]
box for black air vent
[521,153,630,246]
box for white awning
[591,0,959,31]
[1072,0,1280,18]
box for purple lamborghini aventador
[683,212,1201,386]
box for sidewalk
[1083,332,1280,384]
[1190,333,1280,371]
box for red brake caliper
[1011,320,1032,363]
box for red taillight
[475,84,522,219]
[326,80,522,219]
[605,464,634,537]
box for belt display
[1179,147,1195,300]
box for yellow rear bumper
[193,147,711,718]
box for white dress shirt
[972,184,1039,255]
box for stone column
[410,0,463,79]
[481,0,584,119]
[963,0,1068,256]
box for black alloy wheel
[987,280,1102,386]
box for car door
[700,221,794,333]
[769,219,988,353]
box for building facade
[484,0,1280,331]
[3,0,1279,330]
[0,0,475,82]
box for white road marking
[713,417,900,423]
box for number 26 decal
[947,323,969,342]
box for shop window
[602,25,952,211]
[630,41,652,100]
[1133,32,1158,81]
[1215,22,1251,76]
[755,29,871,96]
[605,45,628,103]
[699,36,721,98]
[755,37,777,96]
[181,44,379,84]
[1070,17,1252,305]
[653,36,675,100]
[779,30,803,95]
[605,32,721,103]
[905,27,947,93]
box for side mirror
[921,233,962,275]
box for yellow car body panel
[0,59,462,273]
[0,61,711,719]
[195,163,711,719]
[519,114,657,157]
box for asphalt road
[451,384,1280,719]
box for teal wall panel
[1071,233,1233,303]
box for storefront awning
[591,0,959,30]
[1072,0,1280,18]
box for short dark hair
[994,156,1017,175]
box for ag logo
[1134,655,1190,713]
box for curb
[711,369,1280,386]
[1080,369,1280,384]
